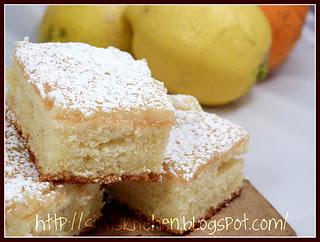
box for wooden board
[88,180,296,236]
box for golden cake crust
[12,38,175,125]
[34,156,161,185]
[38,172,161,185]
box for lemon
[39,6,131,51]
[126,6,271,105]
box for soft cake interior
[108,158,244,234]
[6,65,169,182]
[5,112,105,236]
[6,184,104,236]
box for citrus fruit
[126,6,271,105]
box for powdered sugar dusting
[164,110,248,181]
[5,110,56,207]
[14,39,174,117]
[169,94,202,112]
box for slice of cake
[5,110,105,236]
[169,94,202,112]
[6,38,175,184]
[108,99,249,234]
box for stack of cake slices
[5,39,249,236]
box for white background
[4,5,315,236]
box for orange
[260,6,309,71]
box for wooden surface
[88,180,296,237]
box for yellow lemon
[126,6,271,105]
[39,6,131,51]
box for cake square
[5,110,104,236]
[7,39,175,184]
[169,94,202,112]
[108,95,249,234]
